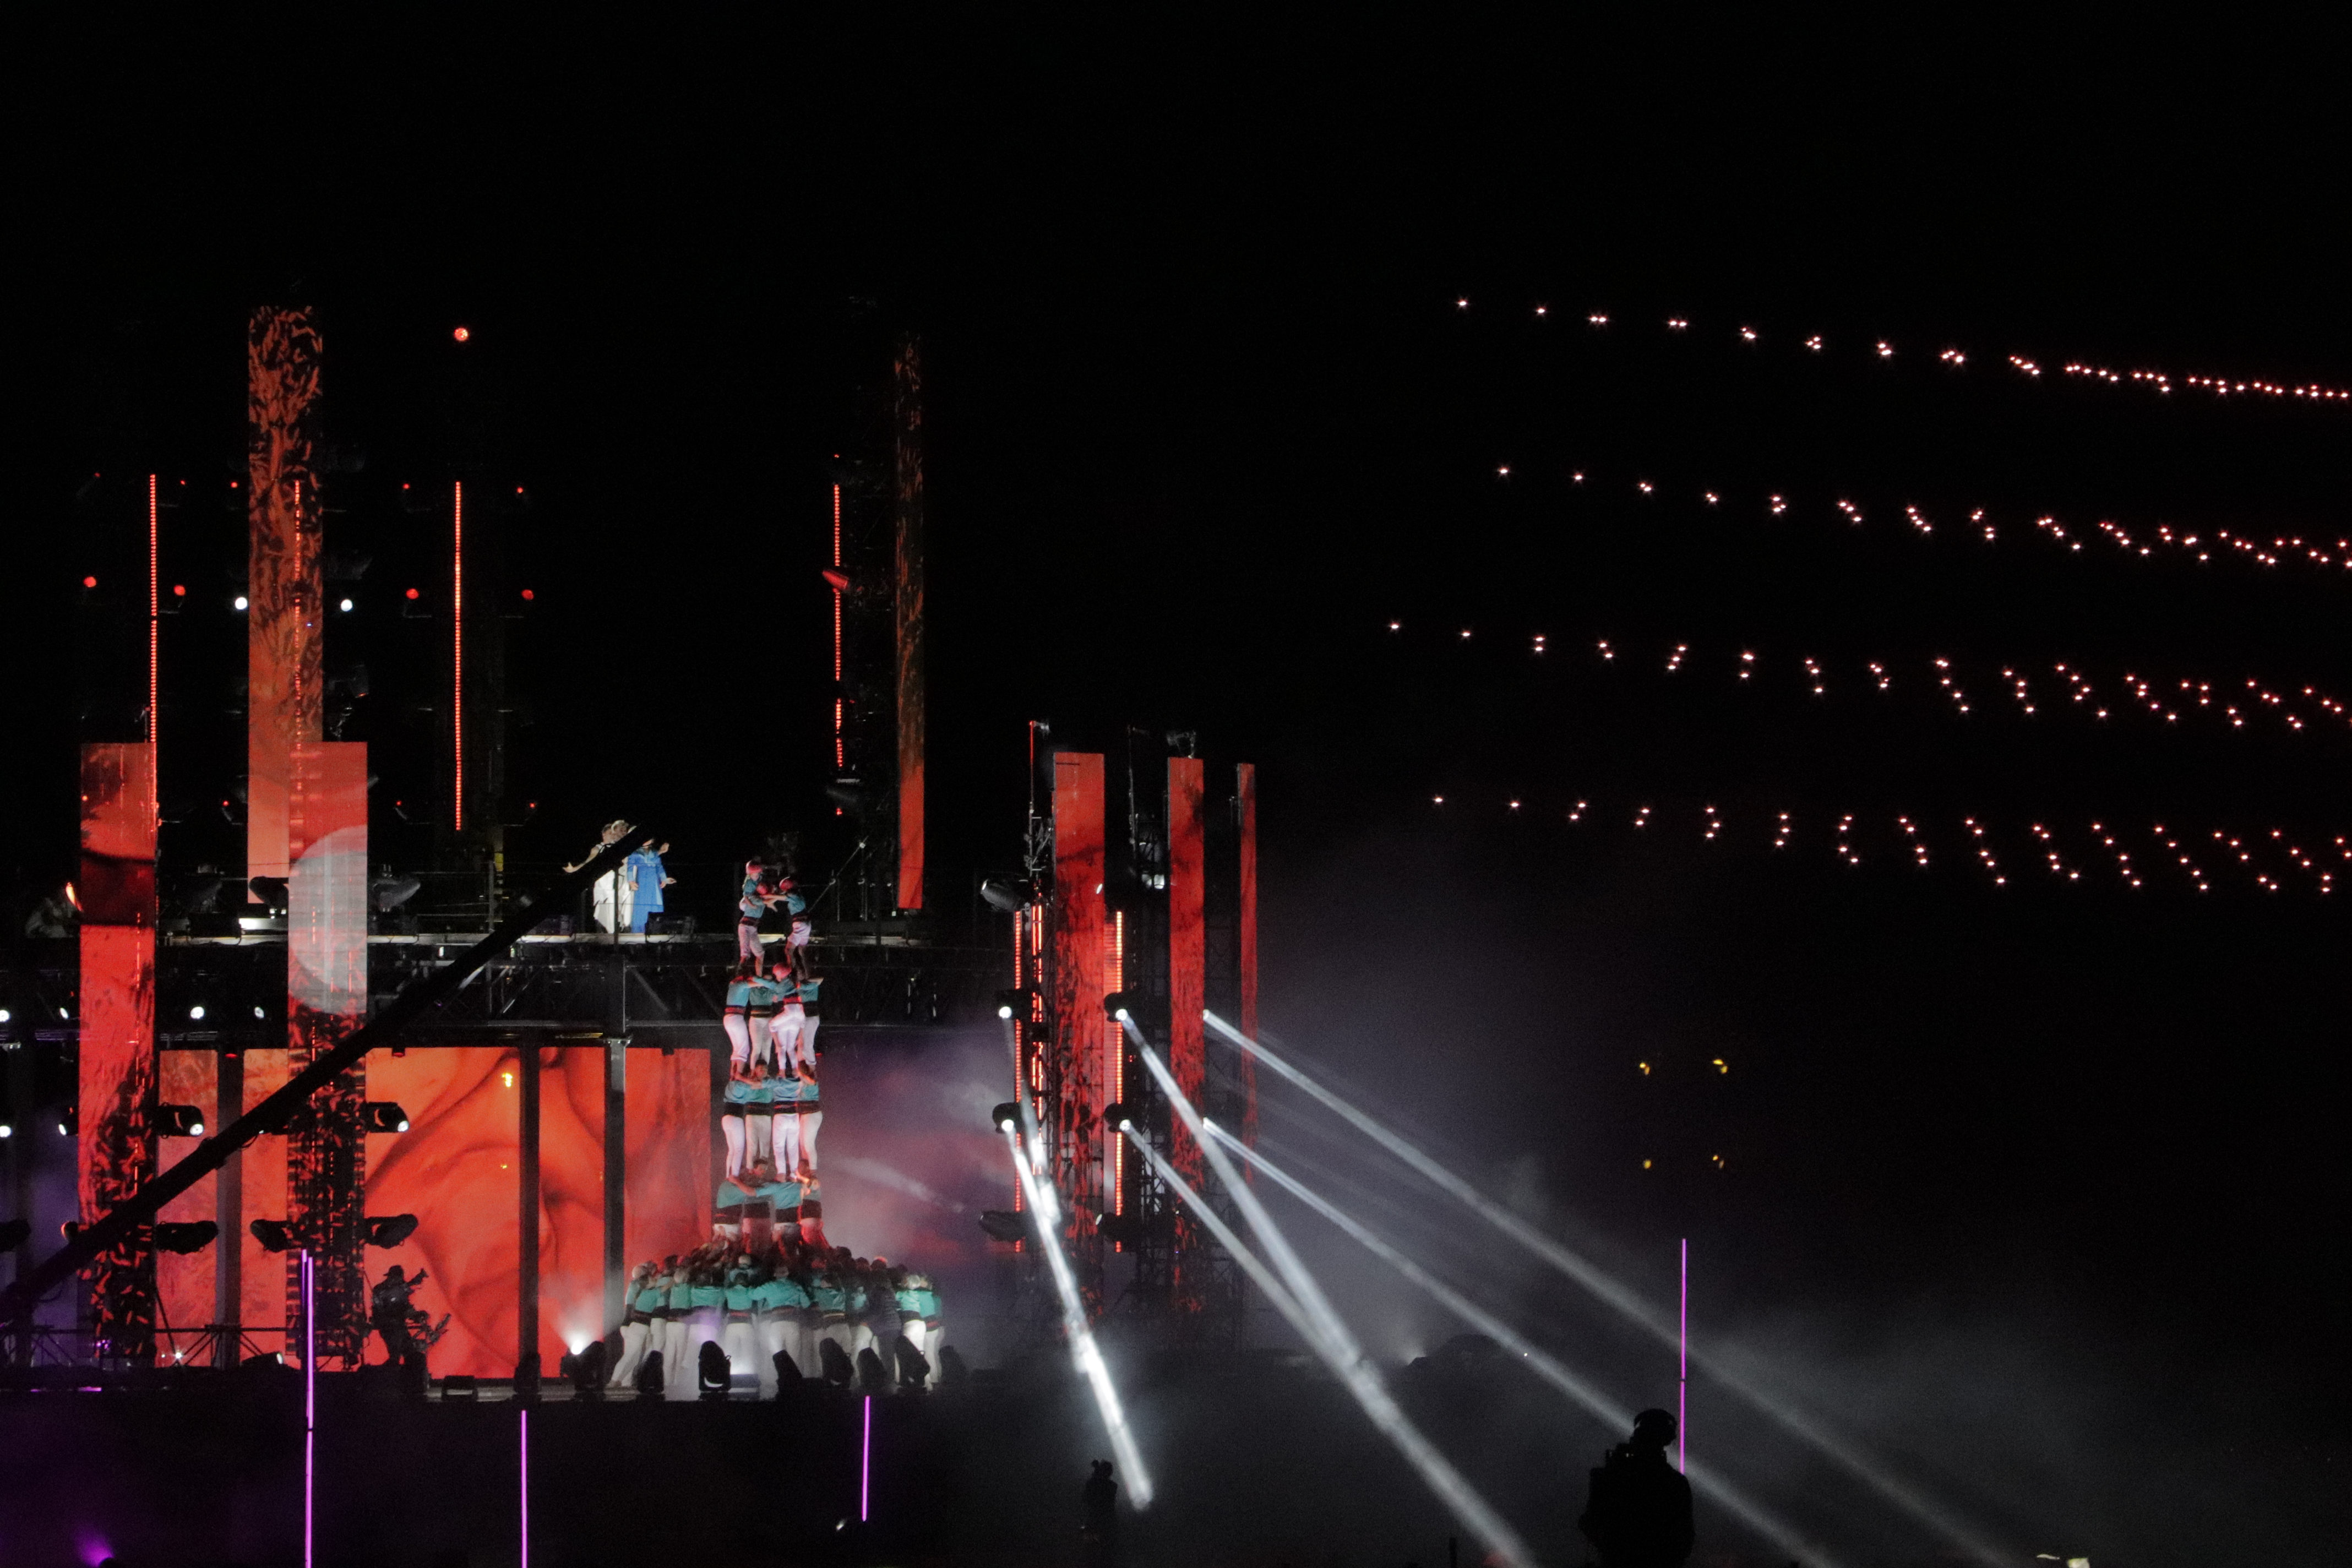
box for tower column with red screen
[245,306,323,901]
[78,743,158,1361]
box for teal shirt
[745,974,786,1015]
[798,978,821,1006]
[689,1283,724,1310]
[634,1284,667,1314]
[722,1077,758,1107]
[724,1281,755,1312]
[770,1076,804,1105]
[812,1278,846,1315]
[756,1179,803,1212]
[667,1281,694,1312]
[716,1179,755,1209]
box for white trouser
[769,1113,800,1178]
[658,1317,689,1397]
[769,1007,802,1069]
[722,1011,754,1071]
[797,1012,821,1065]
[796,1108,821,1173]
[747,1111,772,1164]
[721,1114,747,1179]
[899,1317,928,1364]
[610,1320,650,1386]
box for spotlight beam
[1205,1121,1837,1568]
[1123,1128,1534,1568]
[1001,1125,1153,1507]
[1124,1027,1534,1568]
[1205,1010,2011,1568]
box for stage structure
[16,311,1004,1378]
[1004,727,1259,1343]
[822,330,927,921]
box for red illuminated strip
[842,484,851,766]
[453,481,464,831]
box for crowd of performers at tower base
[371,853,946,1396]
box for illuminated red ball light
[452,325,471,343]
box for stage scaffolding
[1001,726,1260,1351]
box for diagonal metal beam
[2,829,649,1328]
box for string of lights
[1423,794,2346,897]
[1456,298,2352,407]
[1489,464,2352,584]
[1385,624,2352,747]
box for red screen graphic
[363,1047,710,1376]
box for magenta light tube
[520,1408,530,1567]
[1678,1238,1689,1474]
[861,1395,873,1522]
[302,1251,316,1568]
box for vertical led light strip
[302,1249,315,1568]
[452,481,464,831]
[519,1408,530,1568]
[1679,1237,1689,1474]
[832,483,845,769]
[861,1393,873,1522]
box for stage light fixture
[990,1101,1020,1134]
[58,1105,77,1136]
[441,1374,479,1401]
[187,1004,205,1020]
[249,1218,295,1253]
[233,595,249,611]
[993,984,1036,1019]
[364,1213,420,1249]
[363,1102,411,1134]
[0,1218,29,1251]
[1099,1102,1133,1133]
[0,1119,12,1140]
[977,1209,1027,1243]
[564,1338,608,1397]
[821,567,851,593]
[980,878,1035,913]
[698,1340,731,1398]
[1102,991,1135,1022]
[157,1104,205,1137]
[154,1220,219,1254]
[338,598,353,612]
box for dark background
[5,14,2349,1564]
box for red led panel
[1049,753,1108,1242]
[237,1049,291,1336]
[285,741,369,1357]
[1167,757,1207,1156]
[894,340,926,911]
[363,1047,711,1377]
[246,308,323,896]
[78,743,157,1362]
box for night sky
[8,17,2351,1563]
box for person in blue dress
[623,839,673,934]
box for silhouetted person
[1578,1408,1694,1568]
[1080,1458,1119,1566]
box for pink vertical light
[519,1408,530,1567]
[861,1393,872,1522]
[1678,1237,1688,1473]
[832,483,845,768]
[452,482,464,830]
[302,1250,316,1568]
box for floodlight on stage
[187,1004,206,1021]
[821,567,852,594]
[364,1214,421,1249]
[699,1340,732,1397]
[154,1221,220,1254]
[1099,1102,1133,1133]
[363,1102,411,1134]
[58,1104,77,1136]
[158,1104,205,1137]
[249,1218,296,1253]
[977,1209,1027,1243]
[993,984,1036,1019]
[980,878,1035,913]
[990,1101,1021,1134]
[1102,990,1136,1022]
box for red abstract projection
[246,306,323,897]
[1049,753,1109,1272]
[79,743,157,1361]
[894,335,927,910]
[1238,761,1259,1151]
[287,741,368,1359]
[364,1049,710,1378]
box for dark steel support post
[215,1049,243,1367]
